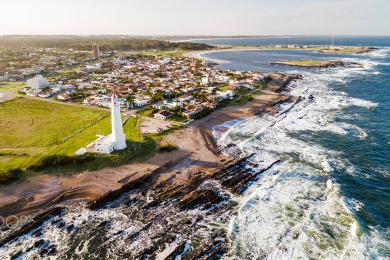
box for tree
[126,94,135,105]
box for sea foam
[214,55,385,259]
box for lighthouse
[110,92,127,150]
[79,92,127,154]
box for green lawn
[217,85,231,91]
[45,65,81,77]
[0,82,26,92]
[0,98,157,183]
[137,107,157,117]
[138,49,187,57]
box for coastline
[0,73,298,220]
[183,47,267,64]
[1,37,389,259]
[183,45,379,64]
[0,73,302,258]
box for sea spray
[214,58,386,258]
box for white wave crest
[215,54,387,259]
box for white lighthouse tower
[110,92,127,150]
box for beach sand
[0,73,295,218]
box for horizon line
[1,34,390,37]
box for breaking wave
[213,56,388,259]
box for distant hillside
[0,35,211,51]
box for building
[237,84,255,90]
[27,75,49,90]
[93,93,127,154]
[92,43,100,60]
[201,74,209,85]
[133,99,148,108]
[154,110,173,120]
[95,135,114,154]
[110,92,127,150]
[216,90,234,100]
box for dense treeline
[0,36,211,51]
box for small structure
[95,135,114,154]
[154,110,173,120]
[27,75,48,90]
[237,84,255,90]
[201,74,209,85]
[216,90,234,100]
[75,147,87,156]
[133,99,148,108]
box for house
[164,100,183,109]
[98,95,111,107]
[117,98,129,109]
[133,99,148,108]
[86,63,102,71]
[182,107,204,118]
[160,58,172,64]
[216,90,234,100]
[152,102,165,109]
[95,135,114,154]
[178,95,194,102]
[38,92,52,98]
[57,93,70,101]
[154,110,173,120]
[201,75,209,85]
[27,75,48,90]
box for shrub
[28,154,96,171]
[158,143,177,152]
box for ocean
[197,36,390,258]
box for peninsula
[270,60,362,68]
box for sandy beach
[183,47,269,64]
[0,73,296,219]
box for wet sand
[0,73,296,218]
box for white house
[178,95,194,102]
[201,75,209,85]
[154,110,173,120]
[160,58,172,64]
[117,98,129,109]
[95,135,114,154]
[86,63,102,72]
[216,90,234,100]
[152,102,165,109]
[27,75,49,90]
[164,100,183,109]
[133,99,149,108]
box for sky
[1,0,390,36]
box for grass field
[271,60,345,68]
[0,98,157,183]
[138,49,187,57]
[0,82,26,92]
[137,107,157,117]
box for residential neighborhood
[1,46,268,122]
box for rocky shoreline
[270,60,363,68]
[0,73,302,258]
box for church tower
[111,92,127,150]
